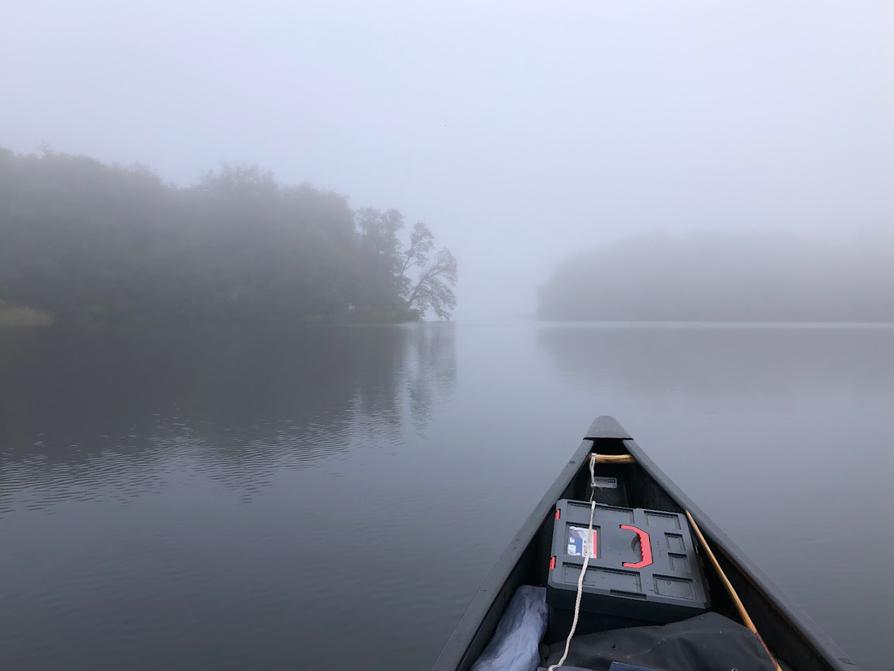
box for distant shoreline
[0,303,441,329]
[533,319,894,327]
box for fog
[2,1,893,320]
[4,7,894,668]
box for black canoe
[431,416,859,671]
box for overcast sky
[3,1,892,320]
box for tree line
[538,230,894,322]
[0,148,456,323]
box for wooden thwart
[592,453,635,464]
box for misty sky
[3,1,892,320]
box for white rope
[588,451,597,502]
[548,454,598,671]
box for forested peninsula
[0,148,456,324]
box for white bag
[470,585,548,671]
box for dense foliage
[538,231,894,322]
[0,148,456,322]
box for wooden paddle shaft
[685,510,783,671]
[591,453,782,670]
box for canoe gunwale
[429,431,595,671]
[623,433,858,671]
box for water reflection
[1,323,888,670]
[0,323,455,512]
[536,323,894,399]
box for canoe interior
[431,417,858,671]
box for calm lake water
[1,322,891,670]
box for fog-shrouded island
[0,148,457,325]
[538,231,894,322]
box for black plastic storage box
[547,499,709,631]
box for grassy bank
[0,302,54,328]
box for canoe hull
[430,416,859,671]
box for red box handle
[619,524,653,569]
